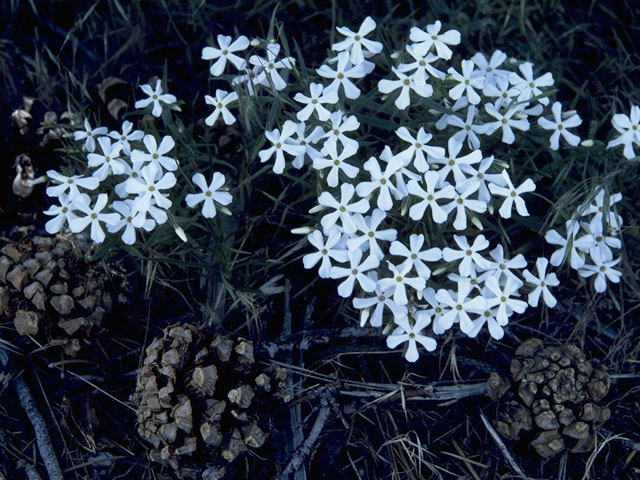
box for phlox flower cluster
[200,17,626,362]
[544,188,623,293]
[44,79,233,245]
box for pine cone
[132,323,287,477]
[0,234,124,356]
[487,338,611,458]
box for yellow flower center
[205,191,212,197]
[152,153,159,159]
[411,253,417,259]
[448,159,455,166]
[465,249,472,256]
[456,198,463,204]
[465,125,471,130]
[510,191,517,197]
[465,79,470,85]
[396,276,403,282]
[380,178,387,185]
[403,78,410,85]
[354,35,361,41]
[415,142,422,148]
[379,295,386,301]
[333,159,340,166]
[529,82,535,88]
[431,34,438,40]
[352,268,358,275]
[368,231,374,237]
[90,213,97,219]
[67,179,74,184]
[419,60,426,67]
[105,156,110,162]
[339,206,346,212]
[217,102,223,108]
[275,142,282,149]
[337,73,344,79]
[427,194,434,201]
[311,99,318,104]
[499,264,506,270]
[152,94,158,99]
[222,49,228,55]
[409,333,416,339]
[268,62,275,69]
[599,265,606,272]
[500,296,507,303]
[126,216,132,222]
[321,248,328,255]
[333,129,340,135]
[456,305,462,311]
[501,118,507,124]
[558,124,564,130]
[61,207,68,213]
[149,185,156,192]
[540,281,546,287]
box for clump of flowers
[43,78,234,246]
[191,16,627,363]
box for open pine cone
[132,323,288,478]
[487,338,611,458]
[0,234,124,356]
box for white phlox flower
[316,51,368,99]
[432,97,468,130]
[317,183,370,234]
[68,193,120,243]
[389,233,442,280]
[378,67,433,110]
[115,161,144,198]
[355,152,404,211]
[447,59,484,105]
[377,261,426,306]
[395,126,446,173]
[353,282,408,327]
[107,199,155,245]
[428,137,481,185]
[488,169,536,219]
[386,315,437,363]
[577,248,622,293]
[205,89,239,126]
[442,234,491,277]
[126,163,176,215]
[43,193,77,234]
[483,244,527,286]
[545,220,587,269]
[330,249,380,297]
[332,16,383,66]
[484,103,530,145]
[409,20,461,60]
[397,45,445,86]
[258,120,306,174]
[483,75,516,110]
[379,146,420,200]
[443,181,487,230]
[508,62,554,105]
[346,209,397,261]
[471,50,509,92]
[73,118,107,153]
[87,137,126,181]
[303,229,348,278]
[483,276,528,326]
[294,82,338,121]
[607,104,640,159]
[202,34,250,76]
[108,120,144,156]
[574,221,622,262]
[523,257,559,308]
[46,170,100,199]
[456,155,506,203]
[322,111,360,151]
[407,170,455,223]
[185,172,232,218]
[435,278,486,334]
[538,102,582,150]
[468,306,503,340]
[135,79,177,117]
[579,189,623,231]
[248,42,295,91]
[131,134,179,171]
[447,105,491,150]
[290,122,325,168]
[312,141,359,187]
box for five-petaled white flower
[134,79,177,118]
[607,104,640,159]
[409,20,461,60]
[377,261,426,306]
[428,137,481,185]
[397,45,445,86]
[389,234,442,280]
[353,282,408,327]
[317,51,368,99]
[346,209,397,261]
[545,220,586,269]
[538,102,582,150]
[355,153,403,211]
[303,229,348,278]
[204,90,239,126]
[330,249,380,297]
[484,103,530,145]
[317,183,370,234]
[435,278,486,334]
[258,120,305,174]
[294,82,338,122]
[131,134,178,171]
[407,170,455,223]
[443,182,487,230]
[332,16,383,66]
[202,34,250,76]
[248,42,295,91]
[68,193,120,243]
[523,257,560,307]
[108,120,144,156]
[488,170,536,219]
[87,137,126,181]
[386,315,437,363]
[508,62,554,105]
[185,172,232,218]
[46,170,100,199]
[577,249,622,293]
[107,199,155,245]
[43,193,78,234]
[483,276,528,326]
[395,126,445,173]
[442,234,491,277]
[313,141,360,188]
[126,163,177,214]
[448,59,484,105]
[322,111,360,151]
[378,67,433,110]
[447,105,491,150]
[73,119,107,153]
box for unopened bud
[291,226,313,235]
[581,139,594,147]
[174,226,187,242]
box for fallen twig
[479,410,526,478]
[274,393,332,480]
[0,348,64,480]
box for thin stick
[20,462,44,480]
[479,411,526,478]
[0,349,64,480]
[274,395,332,480]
